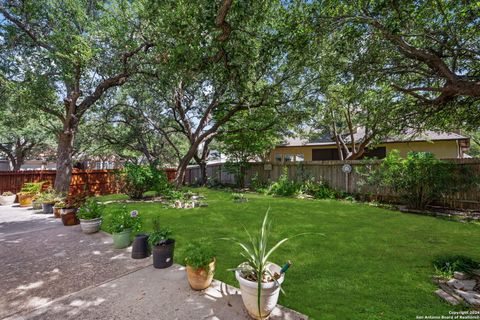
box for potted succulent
[223,211,310,320]
[0,191,16,206]
[36,188,57,214]
[17,182,44,207]
[60,193,86,226]
[149,218,174,269]
[77,199,104,234]
[109,206,141,249]
[184,240,215,290]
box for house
[269,129,470,163]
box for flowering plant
[109,206,142,233]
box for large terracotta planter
[235,263,284,320]
[112,229,132,249]
[61,208,79,226]
[186,258,215,290]
[0,195,16,206]
[79,217,102,234]
[18,193,34,207]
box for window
[274,153,283,162]
[295,154,305,162]
[312,148,340,161]
[284,154,294,162]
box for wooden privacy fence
[185,159,480,210]
[0,168,177,196]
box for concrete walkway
[0,205,307,320]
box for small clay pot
[53,207,62,218]
[152,239,175,269]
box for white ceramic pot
[0,195,16,206]
[235,263,284,320]
[79,217,102,234]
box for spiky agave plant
[223,209,315,319]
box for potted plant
[17,182,44,207]
[77,199,105,234]
[53,197,66,218]
[149,218,174,269]
[184,240,215,290]
[109,206,141,249]
[36,188,57,214]
[0,192,16,206]
[60,193,86,226]
[223,211,310,320]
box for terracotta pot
[18,194,34,207]
[53,207,62,218]
[235,263,284,320]
[61,209,79,226]
[0,195,16,206]
[186,258,216,290]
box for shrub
[433,255,479,278]
[184,240,215,270]
[250,173,268,192]
[363,151,476,209]
[299,178,337,199]
[267,167,300,196]
[19,181,46,195]
[122,163,171,199]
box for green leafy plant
[108,206,142,234]
[433,255,479,278]
[77,199,105,220]
[148,218,172,247]
[18,181,46,195]
[222,210,317,319]
[36,187,60,204]
[122,163,171,199]
[184,240,215,271]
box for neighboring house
[269,129,470,162]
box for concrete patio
[0,205,307,320]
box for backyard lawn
[98,188,480,320]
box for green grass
[98,188,480,320]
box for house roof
[277,129,469,147]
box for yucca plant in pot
[77,199,105,234]
[0,191,16,206]
[184,240,215,290]
[149,219,174,269]
[223,211,312,320]
[108,206,141,249]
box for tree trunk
[55,130,76,193]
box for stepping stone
[455,290,480,306]
[435,289,460,305]
[454,271,469,280]
[447,279,476,291]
